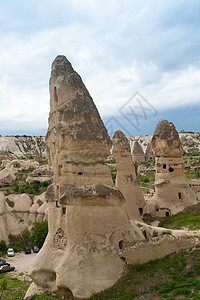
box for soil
[6,252,37,281]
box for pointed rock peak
[153,119,179,141]
[152,119,183,157]
[47,55,111,163]
[51,55,74,76]
[133,141,144,154]
[113,130,131,156]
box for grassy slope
[85,249,200,300]
[159,203,200,230]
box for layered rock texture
[151,120,197,216]
[0,166,16,187]
[0,136,47,159]
[145,142,154,161]
[113,130,145,220]
[26,55,145,299]
[132,140,145,163]
[0,192,48,243]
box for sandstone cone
[132,140,145,163]
[151,119,197,216]
[145,142,154,161]
[26,56,144,299]
[113,130,145,220]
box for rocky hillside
[0,136,47,159]
[0,132,199,160]
[128,132,200,155]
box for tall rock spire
[26,56,144,299]
[151,119,197,217]
[113,130,145,220]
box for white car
[7,248,14,257]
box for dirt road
[6,252,37,281]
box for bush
[0,240,7,252]
[8,221,48,251]
[31,220,48,248]
[134,161,138,177]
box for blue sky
[0,0,200,136]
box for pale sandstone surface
[132,140,145,163]
[0,136,47,159]
[26,55,146,299]
[150,119,198,217]
[121,235,200,265]
[188,179,200,201]
[2,159,39,170]
[144,142,154,161]
[0,166,16,186]
[113,130,145,220]
[0,192,48,242]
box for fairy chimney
[113,130,145,220]
[151,119,197,217]
[132,140,145,163]
[145,142,154,161]
[26,55,144,299]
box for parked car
[7,248,14,257]
[0,262,10,267]
[23,246,31,254]
[33,246,40,253]
[0,265,15,273]
[0,259,6,265]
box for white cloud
[0,0,199,134]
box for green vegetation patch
[8,220,48,252]
[85,249,200,299]
[159,203,200,230]
[0,181,49,195]
[0,274,30,299]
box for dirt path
[6,252,37,281]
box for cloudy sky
[0,0,200,136]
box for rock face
[132,140,145,163]
[0,166,16,187]
[0,136,47,159]
[151,120,197,216]
[2,159,39,170]
[26,55,145,299]
[145,142,154,161]
[113,130,145,220]
[0,192,48,243]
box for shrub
[31,220,48,248]
[134,161,138,177]
[0,240,7,252]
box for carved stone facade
[151,119,197,216]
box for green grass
[185,171,196,179]
[0,273,30,299]
[0,181,49,195]
[29,295,59,300]
[85,249,200,299]
[159,203,200,230]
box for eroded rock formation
[0,192,48,243]
[132,140,145,163]
[145,142,154,161]
[151,119,197,216]
[26,55,145,299]
[113,130,145,220]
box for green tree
[134,161,138,177]
[31,220,48,248]
[0,240,7,252]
